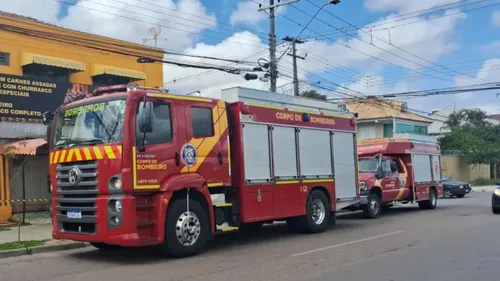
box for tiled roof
[344,99,432,123]
[489,114,500,121]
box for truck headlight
[359,181,367,191]
[111,177,122,190]
[494,189,500,196]
[108,199,122,213]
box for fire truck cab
[45,85,360,257]
[353,134,444,218]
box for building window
[394,123,428,136]
[383,124,393,138]
[191,107,214,137]
[23,64,69,82]
[92,75,132,87]
[0,52,10,66]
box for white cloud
[492,10,500,27]
[1,0,217,51]
[163,31,293,98]
[480,41,500,55]
[409,58,500,114]
[230,1,267,26]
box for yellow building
[0,11,164,222]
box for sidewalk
[0,224,52,244]
[471,185,498,192]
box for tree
[442,109,465,130]
[463,109,491,127]
[300,89,327,100]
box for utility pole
[258,0,299,92]
[283,36,305,96]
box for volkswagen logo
[68,167,81,185]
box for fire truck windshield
[53,99,126,148]
[358,158,379,173]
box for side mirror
[41,111,54,125]
[138,102,153,133]
[375,166,384,180]
[390,162,398,173]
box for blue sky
[4,0,500,113]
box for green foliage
[0,240,45,251]
[440,109,500,166]
[300,89,327,100]
[471,178,500,186]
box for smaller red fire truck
[43,85,360,257]
[351,135,443,218]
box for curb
[0,242,89,259]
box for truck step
[216,226,239,233]
[214,203,232,208]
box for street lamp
[277,0,341,62]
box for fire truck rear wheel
[299,189,331,233]
[162,198,209,258]
[418,188,437,210]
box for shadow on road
[67,221,362,264]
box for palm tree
[443,110,466,130]
[463,109,490,127]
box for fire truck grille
[55,160,98,234]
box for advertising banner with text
[0,74,74,119]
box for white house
[344,99,432,141]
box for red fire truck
[43,85,360,257]
[353,135,444,218]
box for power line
[305,0,486,84]
[55,0,269,50]
[0,24,264,76]
[304,0,496,39]
[290,4,479,84]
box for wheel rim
[175,211,201,246]
[370,197,379,214]
[311,199,326,225]
[444,190,452,198]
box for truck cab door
[380,159,400,201]
[181,100,230,185]
[133,98,186,190]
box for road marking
[288,230,403,257]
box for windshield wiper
[67,138,104,147]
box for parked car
[442,176,471,198]
[492,183,500,214]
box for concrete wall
[441,155,490,182]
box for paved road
[1,192,498,281]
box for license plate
[67,210,82,219]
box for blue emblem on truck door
[181,143,197,167]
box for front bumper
[51,194,157,247]
[447,186,471,196]
[492,193,500,208]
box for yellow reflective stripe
[276,180,300,185]
[302,179,334,184]
[74,149,83,161]
[93,147,103,160]
[53,151,60,164]
[135,185,160,190]
[83,148,92,160]
[67,149,75,162]
[58,150,67,163]
[117,145,122,155]
[132,146,137,189]
[49,152,53,164]
[207,182,224,188]
[104,146,116,159]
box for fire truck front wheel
[299,189,331,234]
[161,198,209,258]
[363,193,381,219]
